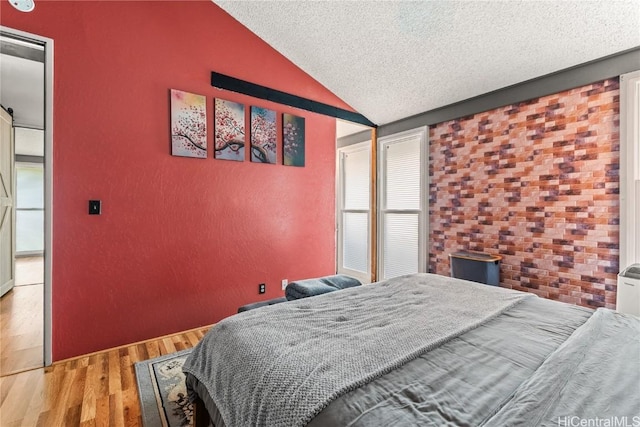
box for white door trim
[1,25,54,366]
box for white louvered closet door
[379,128,427,280]
[337,141,371,283]
[620,70,640,268]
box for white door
[0,107,16,297]
[378,128,427,280]
[337,140,372,283]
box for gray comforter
[485,308,640,426]
[183,273,531,427]
[306,296,597,426]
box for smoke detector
[8,0,35,12]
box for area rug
[135,349,194,427]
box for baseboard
[53,323,215,366]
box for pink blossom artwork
[250,107,277,164]
[215,99,245,161]
[170,89,207,158]
[283,114,305,167]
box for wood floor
[15,257,44,287]
[0,284,43,376]
[0,326,211,427]
[1,257,45,376]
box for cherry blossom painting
[283,114,305,167]
[250,107,277,164]
[215,98,245,161]
[170,89,207,158]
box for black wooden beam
[211,71,376,128]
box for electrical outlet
[259,283,266,294]
[281,279,288,290]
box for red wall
[1,1,351,360]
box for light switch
[89,200,101,215]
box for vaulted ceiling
[215,1,640,127]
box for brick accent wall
[428,79,620,309]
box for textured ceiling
[215,0,640,127]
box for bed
[182,273,640,427]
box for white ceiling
[0,44,44,129]
[215,0,640,127]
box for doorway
[0,26,53,372]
